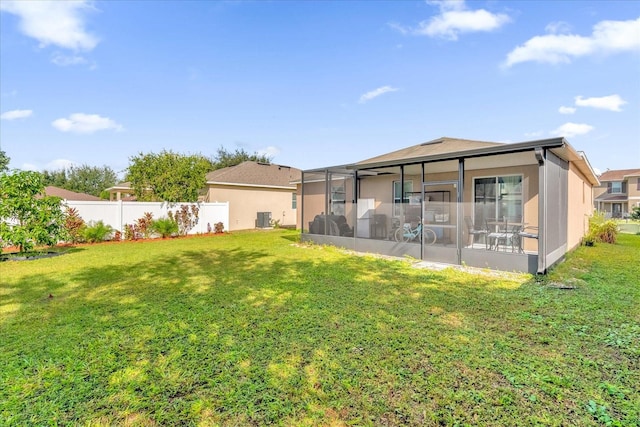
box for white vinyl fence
[66,201,229,236]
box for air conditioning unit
[256,212,271,228]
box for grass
[1,230,638,426]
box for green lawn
[1,231,638,426]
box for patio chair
[464,216,487,247]
[518,226,539,253]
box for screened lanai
[299,137,599,274]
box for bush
[214,222,224,234]
[151,218,179,238]
[168,204,199,235]
[585,212,619,245]
[64,207,86,243]
[631,206,640,221]
[135,212,154,239]
[83,221,114,243]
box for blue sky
[1,0,639,177]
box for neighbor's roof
[105,181,132,191]
[44,186,102,201]
[597,168,640,182]
[356,137,503,166]
[594,194,628,202]
[206,161,302,189]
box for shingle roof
[356,137,503,166]
[205,161,302,188]
[598,168,640,182]
[594,194,628,202]
[44,186,103,201]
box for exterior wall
[300,180,327,232]
[628,176,640,211]
[206,185,296,231]
[567,163,593,250]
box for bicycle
[394,222,437,245]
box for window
[331,184,345,216]
[393,180,413,216]
[291,193,297,209]
[473,175,523,227]
[611,182,623,194]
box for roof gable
[356,137,503,166]
[206,161,302,188]
[598,168,640,182]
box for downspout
[400,165,405,226]
[535,147,546,274]
[420,162,425,260]
[354,170,358,241]
[457,159,464,265]
[300,171,304,233]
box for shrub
[135,212,154,239]
[151,217,179,238]
[124,224,137,241]
[64,207,86,243]
[631,206,640,221]
[214,222,224,234]
[83,221,114,243]
[168,204,199,236]
[585,212,619,245]
[113,230,122,241]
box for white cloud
[0,0,98,51]
[21,163,40,171]
[504,17,640,67]
[359,86,399,103]
[575,94,627,112]
[545,21,572,35]
[46,159,77,170]
[258,146,280,158]
[51,52,88,66]
[410,0,510,40]
[558,106,576,114]
[52,113,123,134]
[551,122,594,138]
[524,130,544,138]
[1,109,33,120]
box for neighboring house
[204,161,301,231]
[105,182,135,201]
[297,137,599,274]
[594,168,640,218]
[44,186,103,201]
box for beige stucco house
[594,168,640,218]
[204,161,301,231]
[106,182,135,201]
[298,137,599,274]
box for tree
[0,150,9,172]
[42,164,118,197]
[211,147,271,170]
[0,170,66,252]
[42,169,69,188]
[126,150,213,202]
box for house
[297,137,599,274]
[594,168,640,218]
[204,161,301,231]
[105,182,135,201]
[44,186,103,201]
